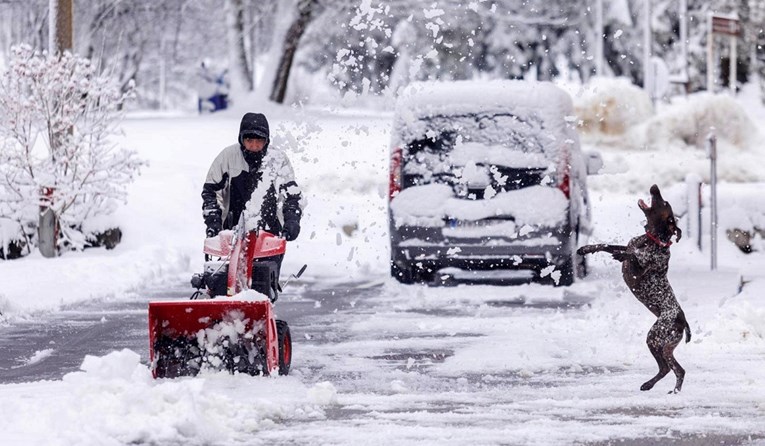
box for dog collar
[645,231,672,248]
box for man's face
[243,136,267,153]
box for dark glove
[204,211,222,238]
[282,220,300,241]
[206,224,221,238]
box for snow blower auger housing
[149,227,295,379]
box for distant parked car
[388,80,602,286]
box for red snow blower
[148,224,305,379]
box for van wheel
[391,261,414,284]
[556,260,575,287]
[575,252,588,279]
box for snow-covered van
[388,80,602,285]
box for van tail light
[558,171,570,199]
[389,147,402,200]
[557,147,571,199]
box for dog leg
[663,341,685,394]
[640,337,670,391]
[641,323,670,391]
[577,244,627,256]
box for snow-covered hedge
[0,45,145,257]
[573,76,653,135]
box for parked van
[388,80,602,286]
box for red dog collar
[646,231,672,248]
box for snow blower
[148,224,304,378]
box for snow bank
[573,78,762,154]
[575,80,765,186]
[636,92,762,151]
[573,76,653,135]
[0,349,335,445]
[586,93,765,191]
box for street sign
[711,14,741,37]
[707,12,740,93]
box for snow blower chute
[148,225,304,378]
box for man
[202,112,303,241]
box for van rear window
[404,112,550,157]
[401,112,555,194]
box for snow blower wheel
[276,319,292,375]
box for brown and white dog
[578,184,691,393]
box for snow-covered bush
[0,45,145,254]
[573,76,653,135]
[638,93,761,151]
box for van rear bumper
[391,227,573,270]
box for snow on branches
[0,44,145,252]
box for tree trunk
[247,2,258,89]
[226,0,253,92]
[48,0,73,55]
[270,0,316,104]
[41,0,73,258]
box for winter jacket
[202,114,303,235]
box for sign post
[706,131,718,271]
[707,12,741,94]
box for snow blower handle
[280,264,307,289]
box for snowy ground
[2,88,765,444]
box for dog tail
[679,311,691,343]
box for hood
[238,112,270,146]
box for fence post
[38,187,58,258]
[706,131,718,270]
[685,173,702,251]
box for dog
[578,184,691,393]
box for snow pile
[574,81,765,186]
[711,183,765,232]
[0,349,334,445]
[573,76,653,135]
[196,311,261,351]
[636,92,762,151]
[587,97,765,191]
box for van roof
[392,80,577,150]
[395,80,573,116]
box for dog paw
[640,382,654,391]
[668,388,681,394]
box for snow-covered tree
[226,0,253,93]
[0,45,144,252]
[270,0,320,103]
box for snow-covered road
[2,101,765,445]
[2,269,765,445]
